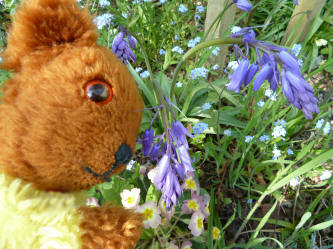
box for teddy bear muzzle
[83,143,132,181]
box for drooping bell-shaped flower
[253,64,273,91]
[233,0,252,11]
[227,59,249,93]
[138,128,155,157]
[244,63,259,86]
[112,27,136,64]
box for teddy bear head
[0,0,143,191]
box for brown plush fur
[80,205,143,249]
[0,0,143,191]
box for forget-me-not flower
[194,14,201,20]
[99,0,110,7]
[93,13,113,30]
[193,122,208,135]
[259,134,270,142]
[190,67,209,79]
[257,100,265,107]
[135,67,142,73]
[245,135,254,143]
[231,26,242,34]
[212,64,220,70]
[290,176,300,188]
[315,119,325,129]
[224,130,232,136]
[272,124,286,139]
[197,5,205,13]
[159,49,166,55]
[323,122,330,135]
[172,46,184,54]
[140,70,150,79]
[212,47,220,56]
[179,4,188,13]
[176,81,183,88]
[272,145,281,159]
[202,102,212,111]
[320,170,332,181]
[292,44,302,56]
[227,61,239,71]
[287,148,294,155]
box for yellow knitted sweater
[0,171,88,249]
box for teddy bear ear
[0,0,98,72]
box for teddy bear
[0,0,144,248]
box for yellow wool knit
[0,171,87,249]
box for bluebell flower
[233,0,252,11]
[257,100,265,107]
[193,122,208,135]
[294,0,299,4]
[112,27,136,64]
[245,135,254,143]
[138,129,155,156]
[93,13,113,30]
[212,47,220,56]
[287,148,294,155]
[224,130,232,136]
[244,63,259,86]
[99,0,110,7]
[190,67,209,79]
[197,5,205,13]
[272,145,281,159]
[140,70,150,79]
[172,46,183,54]
[202,102,212,111]
[227,59,249,93]
[259,134,270,142]
[231,28,319,120]
[159,49,166,55]
[212,64,220,70]
[179,4,188,13]
[292,44,302,56]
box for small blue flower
[274,119,287,126]
[292,44,302,56]
[188,39,198,48]
[172,46,184,54]
[176,81,183,88]
[315,119,325,129]
[287,148,294,155]
[272,125,286,138]
[231,26,242,34]
[174,34,179,40]
[257,100,265,107]
[144,0,152,2]
[272,145,281,160]
[179,4,188,13]
[93,13,113,30]
[140,70,150,79]
[259,134,270,142]
[202,102,212,111]
[194,14,201,20]
[159,49,166,55]
[298,59,303,67]
[245,135,254,143]
[190,67,209,79]
[212,64,220,70]
[160,0,166,3]
[323,122,331,135]
[212,47,220,56]
[135,67,143,73]
[122,12,128,18]
[193,122,208,135]
[224,130,232,136]
[197,5,205,13]
[99,0,110,7]
[320,170,332,181]
[247,199,253,204]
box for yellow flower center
[213,227,220,240]
[188,200,198,211]
[143,208,154,220]
[185,178,196,190]
[197,217,203,229]
[127,196,134,204]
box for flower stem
[170,37,243,100]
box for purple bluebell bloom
[294,0,299,4]
[233,0,252,11]
[112,27,136,64]
[227,59,249,93]
[230,28,319,120]
[244,63,259,86]
[139,99,195,209]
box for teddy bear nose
[115,144,132,165]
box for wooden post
[282,0,327,46]
[204,0,236,68]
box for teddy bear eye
[84,80,113,105]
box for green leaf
[98,177,134,205]
[305,219,333,234]
[145,184,159,203]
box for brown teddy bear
[0,0,144,248]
